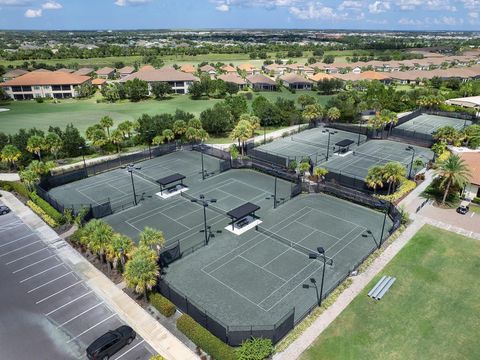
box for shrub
[236,338,273,360]
[27,200,58,227]
[149,356,166,360]
[472,197,480,205]
[0,181,29,198]
[177,314,236,360]
[29,192,64,224]
[376,180,416,202]
[149,293,176,318]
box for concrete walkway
[0,173,20,181]
[274,171,437,360]
[0,190,198,360]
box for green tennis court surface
[323,140,434,180]
[395,113,471,135]
[254,126,366,166]
[48,151,224,210]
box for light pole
[302,278,320,306]
[322,129,337,161]
[406,146,416,179]
[307,246,328,307]
[362,229,379,249]
[201,146,205,180]
[146,130,155,159]
[379,203,389,249]
[190,194,218,245]
[78,146,87,175]
[126,164,141,206]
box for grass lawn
[0,89,331,135]
[300,225,480,360]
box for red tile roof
[0,71,91,86]
[459,152,480,186]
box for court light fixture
[405,146,416,179]
[190,194,218,246]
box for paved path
[274,171,436,360]
[0,190,198,360]
[0,173,20,181]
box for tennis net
[132,171,159,186]
[180,191,228,216]
[291,136,329,149]
[256,226,333,264]
[353,151,408,165]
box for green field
[301,225,480,360]
[0,90,331,134]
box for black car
[86,325,136,360]
[0,205,10,215]
[456,201,470,215]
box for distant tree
[44,132,63,160]
[62,124,86,157]
[200,103,234,135]
[151,82,172,99]
[302,104,323,124]
[124,78,149,102]
[173,120,187,137]
[100,116,114,136]
[110,129,123,153]
[224,95,248,121]
[326,107,341,122]
[117,120,134,139]
[297,94,316,109]
[323,55,335,64]
[75,83,96,98]
[101,83,120,102]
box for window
[22,86,32,92]
[11,86,22,92]
[34,86,41,90]
[61,85,71,91]
[43,86,50,89]
[51,85,62,91]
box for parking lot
[0,208,155,360]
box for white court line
[112,340,145,360]
[36,281,85,304]
[12,254,58,273]
[67,313,116,343]
[0,233,36,249]
[330,228,366,259]
[45,290,94,316]
[20,263,65,283]
[293,219,342,241]
[77,188,103,206]
[6,247,49,265]
[57,302,104,328]
[305,205,367,228]
[27,271,74,293]
[107,183,128,195]
[238,255,287,282]
[0,240,43,257]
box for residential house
[139,65,155,72]
[308,72,335,82]
[246,74,276,91]
[446,95,480,109]
[238,63,260,76]
[2,69,28,82]
[285,64,315,76]
[121,67,198,94]
[220,64,237,74]
[73,68,95,76]
[0,71,91,100]
[351,67,362,74]
[118,66,135,79]
[199,64,217,77]
[217,73,247,90]
[96,67,116,79]
[56,68,75,73]
[459,152,480,200]
[180,64,196,74]
[263,63,286,78]
[280,73,313,90]
[92,78,107,89]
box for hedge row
[472,197,480,205]
[177,314,237,360]
[0,181,29,199]
[149,293,176,318]
[27,200,58,227]
[29,191,64,224]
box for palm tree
[326,107,341,122]
[19,169,39,191]
[413,158,425,174]
[298,161,310,178]
[313,167,328,182]
[173,120,187,137]
[302,104,323,125]
[434,155,471,206]
[1,144,21,170]
[230,120,253,156]
[162,129,175,143]
[28,160,46,176]
[152,135,165,146]
[110,129,124,153]
[365,165,385,194]
[117,120,134,139]
[26,135,45,161]
[100,116,114,137]
[83,220,114,263]
[44,132,63,160]
[106,233,134,270]
[185,127,198,142]
[139,227,165,255]
[124,246,159,300]
[382,162,406,195]
[196,129,209,143]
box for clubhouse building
[0,70,91,100]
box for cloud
[398,17,424,25]
[432,16,463,25]
[368,1,390,13]
[216,3,230,11]
[114,0,151,6]
[469,11,478,18]
[459,0,480,9]
[289,2,340,20]
[210,0,301,12]
[0,0,32,5]
[42,1,62,10]
[338,0,363,11]
[24,8,41,17]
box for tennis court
[162,192,392,328]
[48,150,224,211]
[252,127,366,167]
[323,140,434,181]
[395,113,471,135]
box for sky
[0,0,479,31]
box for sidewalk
[0,190,198,360]
[0,173,20,181]
[274,172,436,360]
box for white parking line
[6,248,49,265]
[12,254,58,274]
[36,280,84,304]
[45,290,94,316]
[19,264,64,283]
[57,302,104,328]
[66,314,116,343]
[0,240,43,257]
[27,272,74,293]
[0,233,35,248]
[112,340,145,360]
